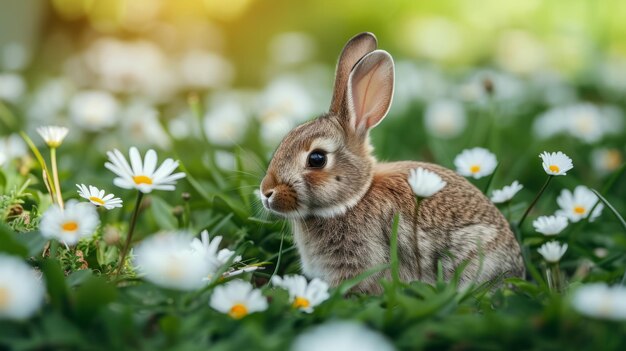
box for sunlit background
[1,0,625,179]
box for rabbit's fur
[260,33,524,293]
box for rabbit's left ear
[346,50,395,134]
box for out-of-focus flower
[291,321,396,351]
[423,99,467,139]
[120,101,171,149]
[533,215,568,236]
[495,30,547,75]
[490,181,523,203]
[105,147,185,193]
[408,167,446,198]
[458,69,527,107]
[590,148,622,175]
[0,134,27,161]
[214,150,236,171]
[572,283,626,321]
[269,32,316,65]
[1,42,31,71]
[272,275,330,313]
[537,241,567,263]
[189,230,241,277]
[539,151,573,176]
[36,126,69,148]
[203,100,248,147]
[0,73,26,103]
[40,200,100,246]
[555,186,603,223]
[178,51,234,89]
[76,184,123,209]
[0,152,5,167]
[454,147,497,179]
[133,233,210,291]
[69,90,119,132]
[391,62,449,114]
[533,103,623,143]
[0,254,46,320]
[210,280,268,319]
[259,76,316,124]
[26,78,74,122]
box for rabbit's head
[260,32,394,219]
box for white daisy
[69,90,119,132]
[454,147,498,179]
[39,200,100,246]
[133,233,210,291]
[178,51,234,89]
[76,184,123,210]
[105,147,186,193]
[539,151,573,176]
[203,100,249,147]
[271,275,330,313]
[291,321,395,351]
[209,280,268,319]
[0,254,46,320]
[533,215,568,236]
[490,180,523,203]
[36,126,69,148]
[590,148,622,175]
[423,99,467,139]
[537,241,567,263]
[0,133,27,161]
[408,167,447,198]
[555,186,603,223]
[189,230,241,277]
[572,283,626,321]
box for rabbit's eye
[307,150,327,168]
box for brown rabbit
[260,32,524,293]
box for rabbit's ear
[346,50,394,133]
[329,32,378,115]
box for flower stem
[115,191,144,276]
[50,147,64,209]
[546,262,563,292]
[518,175,553,228]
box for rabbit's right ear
[329,32,378,115]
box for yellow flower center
[470,165,481,174]
[0,287,9,308]
[573,206,586,215]
[62,221,79,232]
[133,175,153,185]
[549,165,560,173]
[229,303,248,319]
[89,196,105,206]
[293,296,310,309]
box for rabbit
[259,32,525,294]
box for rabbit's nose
[263,190,274,199]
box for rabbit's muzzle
[260,178,299,215]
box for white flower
[189,230,241,276]
[178,51,234,89]
[408,167,447,198]
[105,147,186,193]
[209,280,268,319]
[259,76,316,124]
[69,90,119,132]
[454,147,497,179]
[39,200,100,246]
[572,283,626,321]
[203,100,248,147]
[532,103,621,143]
[0,73,26,103]
[423,99,467,139]
[591,148,622,175]
[537,241,567,263]
[533,215,568,236]
[120,101,171,149]
[133,233,210,291]
[0,254,46,320]
[271,275,330,313]
[291,321,395,351]
[76,184,123,210]
[555,186,603,223]
[539,151,573,176]
[0,134,27,161]
[36,126,69,148]
[490,180,523,203]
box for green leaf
[41,259,71,314]
[213,195,247,220]
[150,195,178,230]
[591,189,626,232]
[74,276,118,323]
[67,269,94,287]
[336,264,389,295]
[13,231,47,257]
[0,223,28,257]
